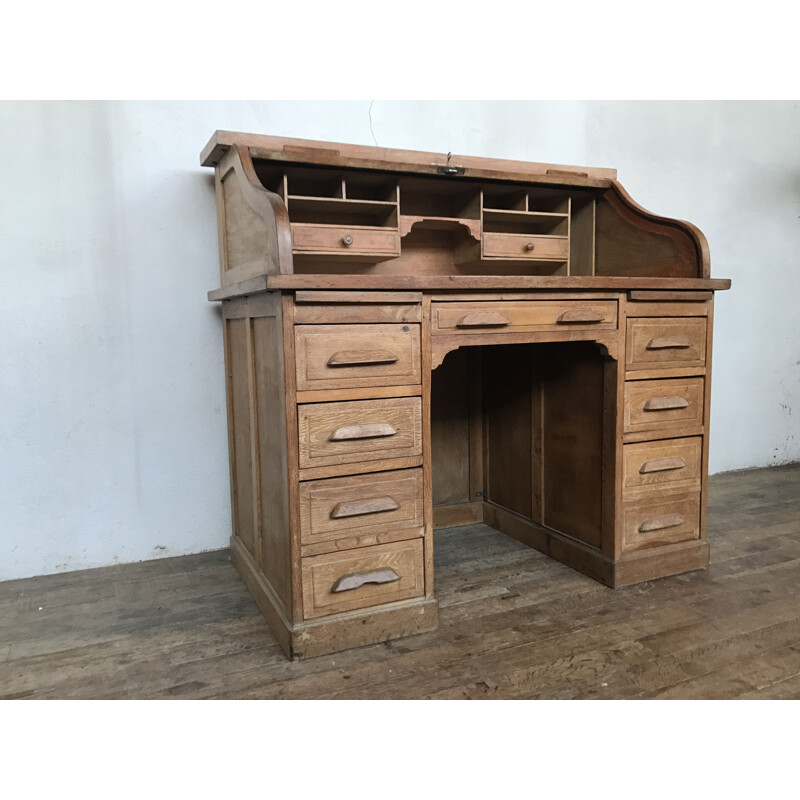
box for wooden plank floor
[2,464,799,699]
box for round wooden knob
[342,235,354,247]
[525,242,535,252]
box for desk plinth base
[483,502,709,589]
[230,536,438,660]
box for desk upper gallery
[202,131,731,660]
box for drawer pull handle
[643,396,690,412]
[331,568,400,593]
[456,311,510,328]
[330,422,397,441]
[524,242,536,252]
[330,497,400,519]
[556,309,605,324]
[639,514,685,533]
[327,349,399,367]
[342,234,354,247]
[639,456,687,474]
[646,336,691,350]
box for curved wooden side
[215,145,293,285]
[595,181,710,279]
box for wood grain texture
[3,465,798,698]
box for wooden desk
[203,132,731,659]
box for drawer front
[483,233,568,260]
[624,378,704,435]
[431,300,617,335]
[302,539,424,619]
[295,324,421,391]
[292,224,400,256]
[623,437,703,497]
[626,317,707,371]
[297,397,423,470]
[299,468,424,546]
[623,493,701,552]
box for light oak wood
[624,378,705,436]
[623,436,702,498]
[297,397,423,471]
[298,468,423,548]
[432,300,617,335]
[205,132,730,658]
[294,323,421,391]
[626,317,707,371]
[301,539,425,619]
[622,493,701,552]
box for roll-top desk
[202,131,731,659]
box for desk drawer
[431,300,617,335]
[292,224,400,257]
[626,317,707,371]
[297,397,423,470]
[299,468,424,548]
[624,378,704,435]
[295,324,421,391]
[623,437,702,498]
[483,233,568,261]
[623,493,701,552]
[302,539,424,619]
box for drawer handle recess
[330,422,397,441]
[456,311,510,328]
[639,456,687,474]
[327,349,399,367]
[643,396,690,412]
[639,514,685,533]
[331,568,400,593]
[330,496,400,519]
[557,309,606,324]
[646,336,691,350]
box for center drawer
[295,323,421,391]
[297,396,423,470]
[431,300,618,335]
[302,539,425,619]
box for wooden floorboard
[1,463,799,699]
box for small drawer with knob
[297,396,423,471]
[291,224,400,259]
[624,377,705,437]
[298,467,424,555]
[626,317,707,372]
[301,539,425,619]
[622,493,701,552]
[482,232,569,261]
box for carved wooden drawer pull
[639,456,687,474]
[639,513,685,533]
[556,309,605,324]
[643,396,690,411]
[331,568,400,593]
[327,349,399,367]
[329,497,400,519]
[646,336,691,350]
[456,311,510,327]
[329,422,397,441]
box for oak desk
[202,132,731,659]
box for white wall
[2,101,798,581]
